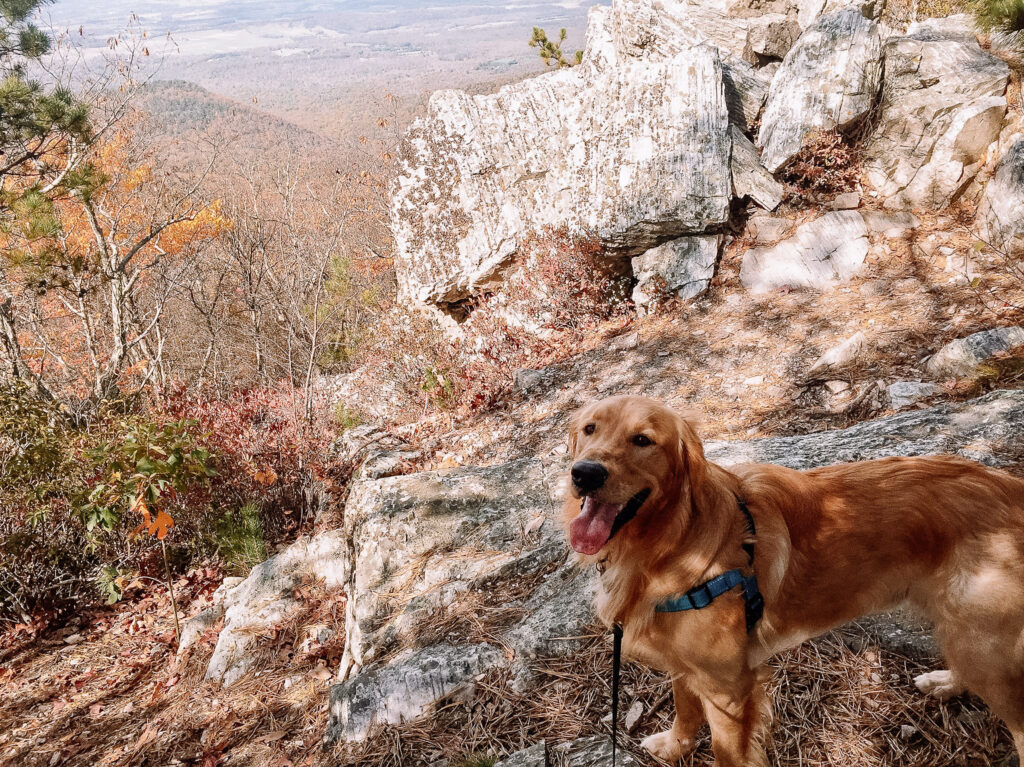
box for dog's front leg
[640,673,705,762]
[699,669,769,767]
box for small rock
[551,735,641,766]
[925,327,1024,379]
[744,375,766,386]
[805,331,868,380]
[513,368,554,395]
[887,381,940,409]
[900,724,918,739]
[748,214,791,244]
[731,126,783,211]
[831,191,861,210]
[631,235,721,313]
[63,633,83,645]
[824,380,851,394]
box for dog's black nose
[571,460,608,493]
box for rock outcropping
[758,6,883,173]
[392,7,731,308]
[862,16,1009,209]
[318,390,1024,743]
[979,136,1024,255]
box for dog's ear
[676,413,708,509]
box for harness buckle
[689,583,714,609]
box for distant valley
[47,0,601,144]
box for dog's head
[564,395,706,556]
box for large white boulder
[392,7,731,308]
[757,7,883,173]
[862,17,1010,210]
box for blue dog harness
[654,496,765,633]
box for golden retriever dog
[563,395,1024,766]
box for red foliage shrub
[162,384,340,542]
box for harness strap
[612,623,622,767]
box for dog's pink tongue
[569,497,621,555]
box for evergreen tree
[528,27,583,68]
[0,0,90,399]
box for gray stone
[205,531,348,686]
[630,235,720,312]
[338,458,566,680]
[805,331,868,380]
[861,210,920,239]
[886,381,940,409]
[327,642,503,742]
[979,136,1024,256]
[731,125,784,211]
[925,327,1024,380]
[705,389,1024,469]
[392,28,731,308]
[863,18,1009,210]
[495,743,547,767]
[745,13,801,61]
[758,7,883,173]
[514,367,559,395]
[831,191,861,210]
[740,211,870,293]
[550,735,640,767]
[748,214,792,243]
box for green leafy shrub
[972,0,1024,39]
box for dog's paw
[914,670,966,700]
[641,729,695,762]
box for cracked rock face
[978,137,1024,256]
[392,9,731,308]
[757,7,883,173]
[862,16,1009,210]
[739,210,870,293]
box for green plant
[971,0,1024,38]
[214,503,267,575]
[528,27,583,68]
[334,402,363,431]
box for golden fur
[563,395,1024,766]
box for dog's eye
[632,434,653,447]
[583,423,596,435]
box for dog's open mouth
[569,489,650,555]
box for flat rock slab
[495,743,548,767]
[887,381,940,409]
[863,17,1009,210]
[706,389,1024,469]
[925,327,1024,380]
[979,136,1024,256]
[630,235,720,312]
[731,125,783,211]
[204,530,347,686]
[758,7,882,173]
[551,736,641,767]
[392,31,730,307]
[739,210,869,293]
[327,642,503,742]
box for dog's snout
[571,460,608,493]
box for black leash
[612,623,623,767]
